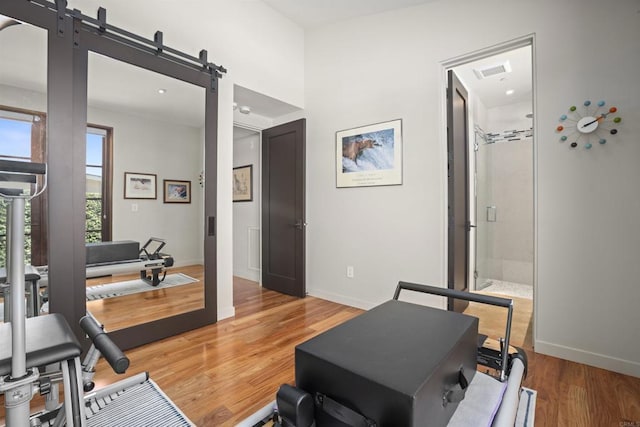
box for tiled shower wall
[476,101,534,287]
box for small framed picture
[233,165,253,202]
[163,179,191,203]
[124,172,157,199]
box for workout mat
[86,273,197,301]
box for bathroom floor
[480,279,532,300]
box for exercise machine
[0,159,192,426]
[0,159,50,426]
[38,237,175,289]
[84,237,174,287]
[238,282,529,427]
[34,237,175,315]
[0,312,194,426]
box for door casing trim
[439,33,538,347]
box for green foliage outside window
[0,198,32,267]
[0,193,102,266]
[86,193,103,243]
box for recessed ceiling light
[506,89,515,95]
[158,88,167,94]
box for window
[0,105,113,266]
[0,107,46,265]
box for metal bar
[84,372,148,402]
[71,8,225,74]
[0,159,47,175]
[0,173,37,183]
[10,198,26,378]
[395,281,512,307]
[502,304,514,381]
[21,0,225,76]
[81,24,219,80]
[394,281,513,380]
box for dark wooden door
[262,119,306,297]
[447,70,470,312]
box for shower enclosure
[474,125,533,299]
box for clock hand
[581,117,599,128]
[581,113,610,128]
[581,111,613,128]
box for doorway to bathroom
[449,43,534,301]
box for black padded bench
[0,313,81,376]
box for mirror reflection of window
[86,125,113,243]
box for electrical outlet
[131,203,138,212]
[346,266,354,278]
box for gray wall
[232,130,261,282]
[302,0,640,376]
[87,106,204,266]
[0,83,205,266]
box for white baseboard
[217,305,235,321]
[307,288,378,311]
[173,258,203,268]
[536,340,640,378]
[233,270,260,282]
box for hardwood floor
[91,279,640,426]
[86,264,205,331]
[2,277,640,425]
[467,291,640,426]
[91,276,362,425]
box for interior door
[447,70,470,312]
[262,119,306,297]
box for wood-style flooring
[3,276,640,426]
[86,265,205,331]
[90,277,640,426]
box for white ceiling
[234,85,299,118]
[452,46,532,109]
[234,126,259,140]
[262,0,442,29]
[2,2,529,127]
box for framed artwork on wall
[124,172,157,199]
[336,119,403,188]
[233,165,253,202]
[163,179,191,203]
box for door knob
[294,220,307,230]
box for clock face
[556,100,621,149]
[576,116,599,134]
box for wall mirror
[0,14,48,323]
[84,51,206,332]
[0,2,219,348]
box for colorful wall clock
[555,100,622,149]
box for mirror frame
[0,0,219,349]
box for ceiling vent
[473,61,512,80]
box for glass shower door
[474,128,493,291]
